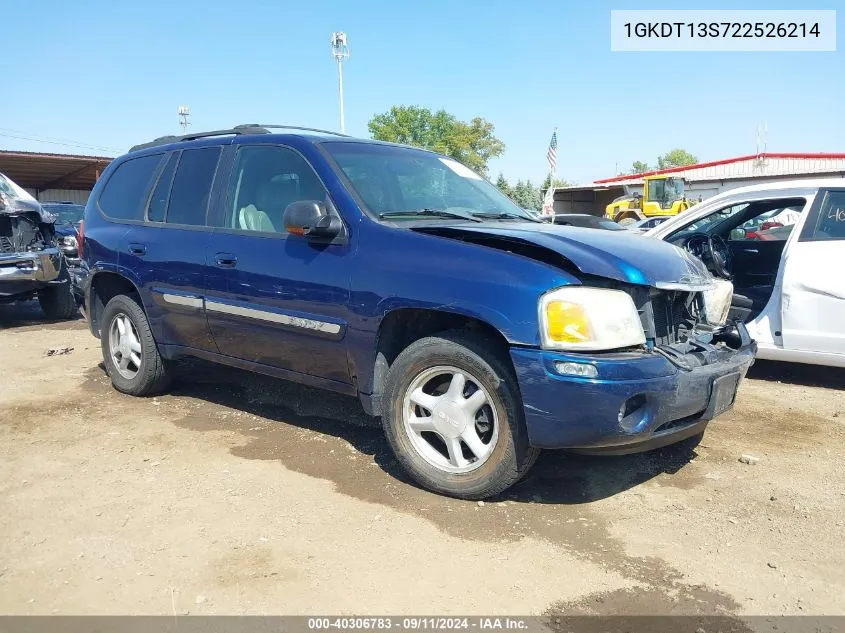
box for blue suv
[81,125,756,499]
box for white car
[647,179,845,368]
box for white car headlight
[539,287,646,351]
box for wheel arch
[87,270,143,338]
[365,307,514,416]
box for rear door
[204,143,352,385]
[121,147,222,352]
[781,189,845,355]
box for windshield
[670,203,750,240]
[647,178,683,207]
[0,174,15,197]
[41,203,85,225]
[0,173,36,201]
[323,142,533,221]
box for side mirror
[283,201,341,241]
[729,228,747,240]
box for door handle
[215,253,238,268]
[743,248,759,254]
[128,243,147,256]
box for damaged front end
[625,283,753,367]
[423,222,759,452]
[0,174,64,299]
[512,278,756,451]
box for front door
[726,198,807,292]
[204,144,352,385]
[781,189,845,356]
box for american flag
[546,130,558,175]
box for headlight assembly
[539,286,645,351]
[58,235,78,250]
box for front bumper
[511,323,756,451]
[0,247,62,297]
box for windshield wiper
[472,212,543,223]
[378,208,482,222]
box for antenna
[756,123,768,156]
[178,105,191,134]
[330,32,350,134]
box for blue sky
[2,0,843,184]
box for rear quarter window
[98,154,163,221]
[802,190,845,241]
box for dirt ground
[1,302,843,617]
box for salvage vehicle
[41,202,85,259]
[605,176,691,225]
[0,173,77,319]
[80,125,756,499]
[647,179,845,368]
[41,202,86,301]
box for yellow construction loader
[605,175,690,225]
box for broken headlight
[539,286,646,351]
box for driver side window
[224,145,329,234]
[729,202,805,242]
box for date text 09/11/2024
[623,22,821,39]
[307,618,529,630]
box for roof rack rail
[234,124,350,137]
[129,125,270,152]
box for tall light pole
[330,32,349,133]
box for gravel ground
[1,302,843,617]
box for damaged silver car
[0,172,77,319]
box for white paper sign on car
[439,158,482,180]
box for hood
[0,173,54,223]
[413,222,714,290]
[0,196,54,223]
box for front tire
[100,294,171,396]
[382,331,539,499]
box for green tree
[541,174,570,190]
[523,179,542,211]
[368,105,505,175]
[495,173,512,198]
[508,179,542,211]
[656,149,698,170]
[631,160,650,174]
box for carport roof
[0,150,113,191]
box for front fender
[346,222,580,395]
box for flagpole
[543,127,558,217]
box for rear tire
[37,261,77,320]
[100,294,171,396]
[382,331,539,499]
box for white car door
[780,188,845,358]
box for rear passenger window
[806,191,845,241]
[147,153,178,222]
[98,154,162,221]
[166,148,220,226]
